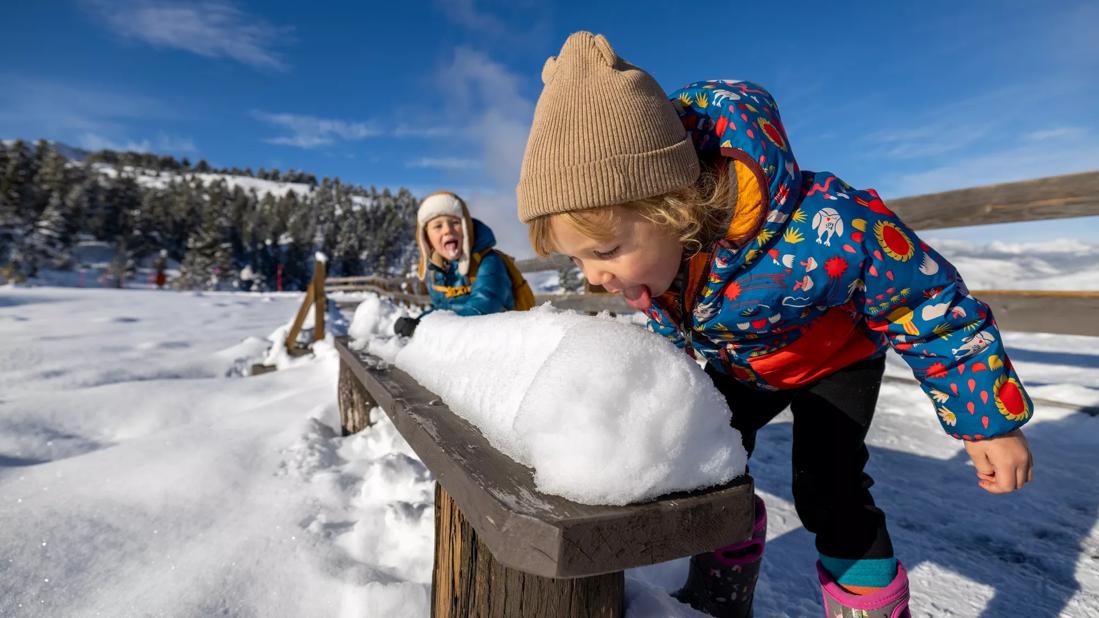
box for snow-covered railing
[333,337,756,617]
[325,171,1099,333]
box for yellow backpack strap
[467,249,488,283]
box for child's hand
[963,429,1034,494]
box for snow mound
[394,306,746,505]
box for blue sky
[2,0,1097,255]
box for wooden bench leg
[338,359,377,435]
[432,484,624,618]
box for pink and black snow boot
[817,560,911,618]
[673,495,767,618]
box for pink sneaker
[817,560,911,618]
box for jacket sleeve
[855,191,1033,440]
[646,312,686,348]
[454,252,514,316]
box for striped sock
[818,554,898,594]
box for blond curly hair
[528,161,737,257]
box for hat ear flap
[458,204,473,276]
[416,224,430,280]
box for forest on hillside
[0,140,419,291]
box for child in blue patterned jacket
[517,32,1034,618]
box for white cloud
[78,132,197,154]
[252,111,381,149]
[79,133,152,153]
[1023,127,1089,142]
[88,0,291,70]
[427,47,536,256]
[880,140,1099,198]
[0,76,187,155]
[408,157,481,171]
[865,123,993,159]
[393,124,459,138]
[859,85,1043,162]
[0,76,165,136]
[435,0,507,36]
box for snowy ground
[1,286,1097,617]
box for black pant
[707,354,894,560]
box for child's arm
[457,251,514,316]
[855,193,1034,440]
[853,194,1035,492]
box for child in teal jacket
[394,192,515,337]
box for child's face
[426,215,463,261]
[549,206,683,311]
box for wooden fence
[329,170,1099,336]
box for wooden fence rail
[887,170,1099,230]
[327,171,1099,335]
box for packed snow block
[396,308,748,506]
[334,337,755,579]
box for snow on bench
[334,337,755,617]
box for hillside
[0,139,419,291]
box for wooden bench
[334,337,756,617]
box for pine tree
[334,200,367,276]
[27,191,74,269]
[0,140,38,276]
[177,190,234,290]
[280,190,314,289]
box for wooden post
[313,259,326,342]
[432,484,624,618]
[285,285,315,353]
[338,359,377,434]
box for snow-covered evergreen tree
[177,189,235,290]
[27,191,74,270]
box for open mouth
[443,239,460,254]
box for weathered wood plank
[330,286,432,308]
[517,254,573,273]
[888,170,1099,230]
[976,291,1099,337]
[534,293,632,314]
[312,260,326,343]
[433,484,624,618]
[337,359,376,434]
[284,285,315,351]
[334,338,756,579]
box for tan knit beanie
[516,31,699,223]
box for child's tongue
[622,285,652,311]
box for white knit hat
[416,191,473,280]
